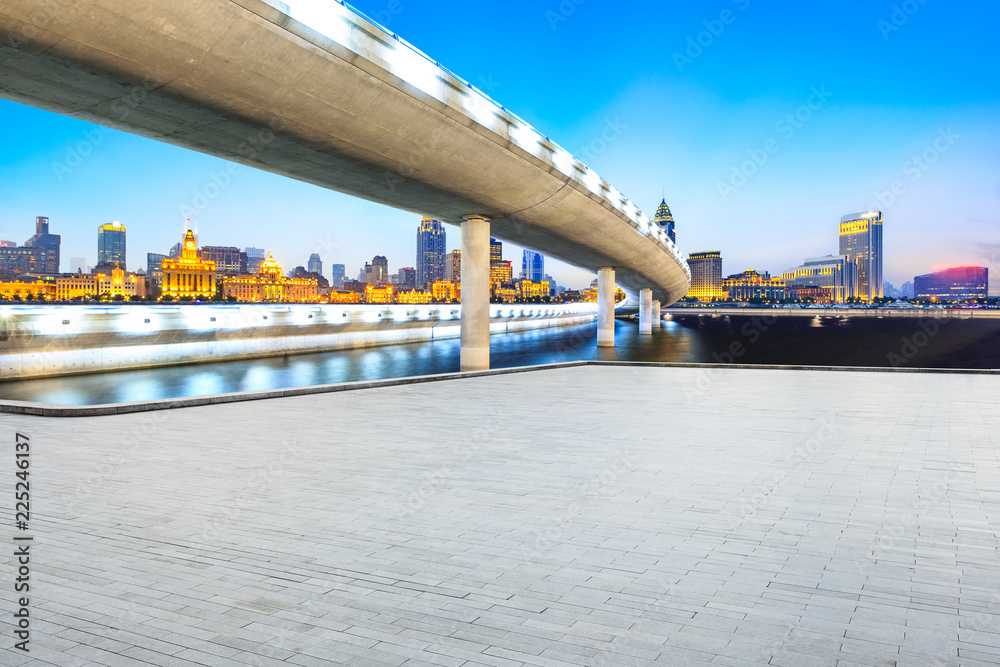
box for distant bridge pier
[639,289,653,335]
[652,300,661,328]
[460,216,491,372]
[597,267,616,348]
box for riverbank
[0,303,596,380]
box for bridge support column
[652,300,661,328]
[460,216,491,372]
[597,267,615,347]
[639,289,652,335]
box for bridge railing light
[272,0,691,281]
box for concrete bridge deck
[1,364,998,665]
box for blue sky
[0,0,997,291]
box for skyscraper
[838,211,883,302]
[330,263,345,289]
[97,221,126,268]
[416,218,446,289]
[522,250,544,282]
[686,251,723,301]
[654,199,676,244]
[364,255,389,285]
[307,253,322,276]
[24,216,61,274]
[395,267,416,291]
[244,247,267,274]
[445,250,461,283]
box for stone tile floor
[1,365,998,666]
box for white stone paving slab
[0,365,998,665]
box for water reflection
[1,315,998,406]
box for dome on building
[260,253,282,275]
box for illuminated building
[722,270,785,301]
[97,221,126,268]
[330,263,345,288]
[161,230,218,299]
[222,254,319,302]
[839,211,883,302]
[654,199,676,244]
[913,267,988,303]
[396,290,433,304]
[493,287,518,303]
[57,265,146,300]
[781,255,856,303]
[785,285,835,304]
[431,281,460,302]
[307,253,322,276]
[445,250,461,283]
[328,290,360,303]
[25,216,61,274]
[686,251,723,301]
[0,216,60,276]
[517,280,550,301]
[364,284,394,303]
[0,278,56,300]
[487,238,514,295]
[416,218,446,288]
[521,251,544,282]
[364,255,389,286]
[201,246,248,275]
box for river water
[1,314,997,405]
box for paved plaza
[1,364,999,666]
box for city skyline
[0,1,997,293]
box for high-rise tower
[521,250,544,282]
[654,199,676,244]
[416,218,446,289]
[24,215,61,273]
[838,211,883,302]
[97,221,127,268]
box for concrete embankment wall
[0,303,597,380]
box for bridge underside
[0,0,688,303]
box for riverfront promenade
[1,364,999,665]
